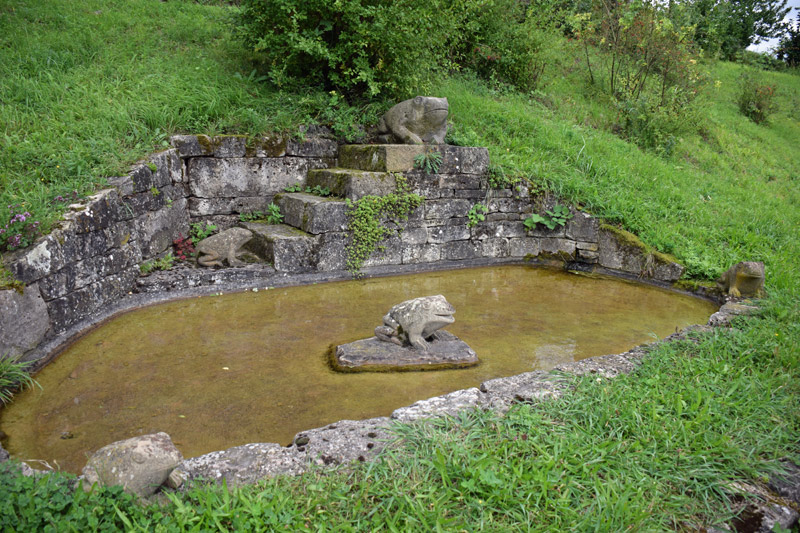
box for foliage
[0,356,38,405]
[0,204,42,252]
[235,0,456,99]
[776,14,800,68]
[738,72,778,124]
[570,0,705,152]
[524,204,573,231]
[345,175,422,276]
[263,203,284,225]
[189,221,217,246]
[413,150,443,174]
[283,184,333,197]
[0,266,24,293]
[172,234,195,262]
[0,467,159,531]
[466,203,488,228]
[139,253,175,275]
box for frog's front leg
[198,251,223,268]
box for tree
[677,0,791,59]
[776,14,800,67]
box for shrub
[235,0,457,99]
[0,205,42,252]
[738,73,777,124]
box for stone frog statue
[716,261,765,298]
[376,96,448,145]
[195,227,254,268]
[374,294,455,351]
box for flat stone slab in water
[332,331,478,372]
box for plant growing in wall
[524,204,573,231]
[466,203,488,228]
[139,253,175,275]
[189,221,217,246]
[413,150,443,174]
[345,175,422,276]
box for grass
[0,0,798,530]
[0,357,38,406]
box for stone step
[240,222,317,273]
[338,144,491,175]
[338,144,426,172]
[306,168,397,200]
[274,192,347,235]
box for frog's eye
[414,96,423,105]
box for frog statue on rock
[376,96,449,145]
[374,295,456,351]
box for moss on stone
[600,223,681,267]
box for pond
[1,265,717,473]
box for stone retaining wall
[0,135,685,363]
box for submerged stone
[333,330,478,372]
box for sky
[748,0,800,53]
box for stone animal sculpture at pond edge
[716,261,765,298]
[374,294,456,351]
[196,227,255,268]
[376,96,449,145]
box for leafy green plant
[466,203,488,228]
[150,186,160,197]
[239,210,265,223]
[139,253,175,275]
[524,204,573,231]
[738,73,778,124]
[264,203,284,225]
[0,356,38,405]
[284,184,333,197]
[147,162,157,172]
[283,184,304,193]
[345,175,422,276]
[413,150,443,174]
[189,221,217,246]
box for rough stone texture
[376,96,448,144]
[565,212,599,242]
[480,371,566,410]
[598,227,684,282]
[335,331,478,371]
[178,443,304,486]
[391,388,485,422]
[275,193,347,234]
[339,144,426,172]
[290,417,391,467]
[554,349,647,378]
[768,461,800,507]
[82,432,183,498]
[708,302,760,327]
[0,284,50,359]
[242,222,318,273]
[136,264,277,293]
[195,227,257,268]
[187,157,332,201]
[306,168,397,200]
[0,441,9,462]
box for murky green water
[1,266,716,473]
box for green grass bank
[1,0,799,530]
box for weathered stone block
[134,198,189,260]
[399,227,428,245]
[427,225,470,244]
[243,223,318,273]
[246,136,288,158]
[488,198,528,214]
[188,197,274,217]
[442,240,481,261]
[481,238,509,258]
[424,199,471,220]
[540,238,577,260]
[391,388,484,422]
[286,137,338,158]
[438,146,490,175]
[170,135,214,158]
[437,174,483,190]
[82,432,182,498]
[577,249,599,263]
[363,235,402,267]
[566,211,599,242]
[338,144,426,172]
[306,169,396,200]
[148,150,179,189]
[275,193,347,234]
[453,189,485,199]
[47,285,96,333]
[188,157,331,199]
[9,235,64,284]
[212,135,247,158]
[333,331,478,372]
[509,237,540,258]
[316,232,349,271]
[65,189,120,234]
[527,222,566,238]
[471,221,525,240]
[402,244,441,264]
[598,226,684,281]
[0,284,50,359]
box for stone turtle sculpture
[375,294,455,351]
[377,96,448,145]
[716,261,765,298]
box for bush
[235,0,560,99]
[235,0,457,99]
[738,73,777,124]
